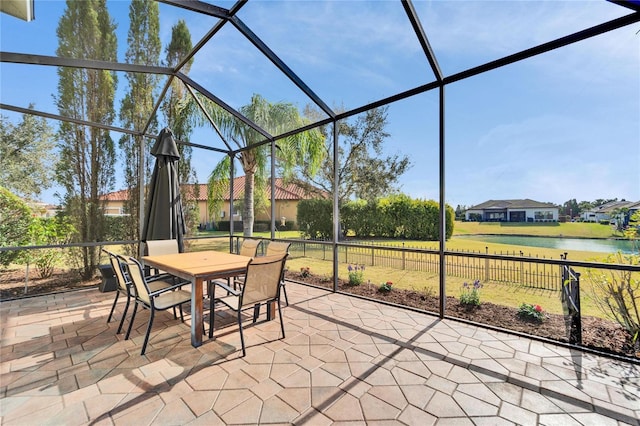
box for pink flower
[535,305,542,312]
[386,281,393,285]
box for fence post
[484,246,489,281]
[573,272,582,345]
[371,246,375,267]
[402,242,406,270]
[519,251,524,285]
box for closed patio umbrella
[142,127,186,252]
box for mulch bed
[0,268,100,300]
[285,271,639,360]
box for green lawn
[452,220,617,238]
[196,220,620,241]
[191,223,633,320]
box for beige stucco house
[465,199,559,222]
[102,177,323,227]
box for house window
[534,211,554,220]
[487,212,505,221]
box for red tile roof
[101,177,323,202]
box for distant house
[581,200,640,225]
[465,199,559,222]
[25,200,60,218]
[101,177,324,227]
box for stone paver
[0,283,638,425]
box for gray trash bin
[98,264,117,292]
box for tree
[578,200,594,214]
[118,0,161,252]
[560,199,579,218]
[196,94,325,236]
[294,105,411,206]
[161,19,199,235]
[0,187,34,268]
[0,107,56,199]
[55,0,117,279]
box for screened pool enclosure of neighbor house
[1,0,640,361]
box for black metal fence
[287,239,564,290]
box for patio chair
[207,238,262,296]
[208,253,288,357]
[233,238,262,287]
[238,238,262,257]
[265,241,291,306]
[104,249,133,334]
[104,250,180,336]
[124,256,193,355]
[145,239,189,286]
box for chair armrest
[148,281,191,297]
[147,273,189,286]
[147,273,171,281]
[212,280,240,296]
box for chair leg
[209,297,215,338]
[277,299,286,339]
[238,310,246,357]
[179,305,184,322]
[116,294,131,334]
[141,309,155,355]
[107,291,120,323]
[281,282,289,307]
[125,302,139,340]
[252,304,260,323]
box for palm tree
[197,94,325,236]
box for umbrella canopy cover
[142,127,186,252]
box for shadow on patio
[1,282,638,425]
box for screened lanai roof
[2,0,639,161]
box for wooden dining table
[142,250,252,348]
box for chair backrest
[146,239,180,256]
[125,257,152,305]
[266,241,291,257]
[239,238,261,257]
[240,254,287,308]
[107,251,130,292]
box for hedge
[298,195,454,240]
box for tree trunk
[243,170,254,237]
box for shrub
[29,216,75,278]
[300,266,311,278]
[585,251,639,348]
[0,187,33,268]
[347,264,365,286]
[517,303,546,322]
[460,279,482,307]
[379,281,393,293]
[297,199,333,239]
[414,285,435,300]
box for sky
[1,0,639,209]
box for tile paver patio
[1,282,638,425]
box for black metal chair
[209,253,288,357]
[103,249,133,334]
[265,241,291,306]
[124,256,192,355]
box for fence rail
[2,237,636,295]
[288,240,564,291]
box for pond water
[453,235,637,254]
